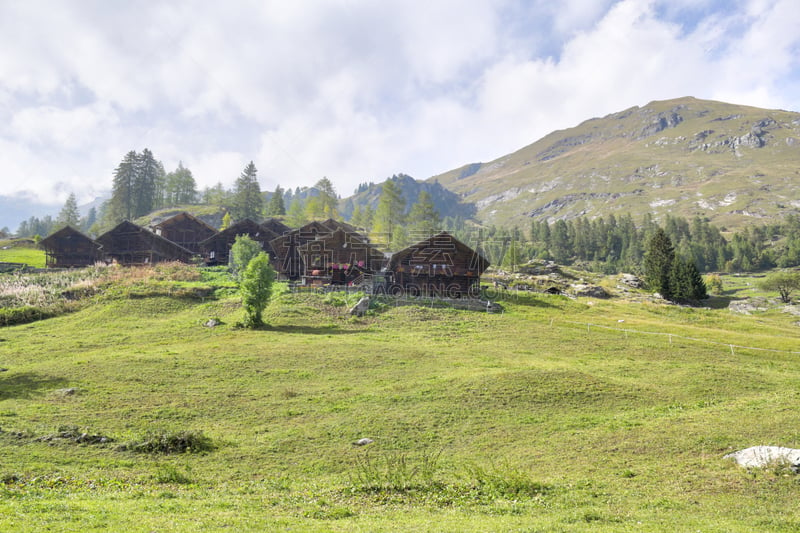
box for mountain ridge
[428,96,800,229]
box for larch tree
[407,190,441,241]
[371,178,405,249]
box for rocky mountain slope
[429,97,800,229]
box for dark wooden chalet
[153,212,217,253]
[297,228,385,286]
[40,226,102,268]
[269,220,336,280]
[199,219,278,266]
[384,231,489,297]
[96,221,193,265]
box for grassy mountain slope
[431,97,800,229]
[2,268,800,529]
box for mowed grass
[0,241,45,268]
[1,277,800,531]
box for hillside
[2,265,800,529]
[430,97,800,229]
[339,173,475,221]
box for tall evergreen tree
[133,148,160,217]
[231,161,263,221]
[108,150,139,223]
[304,177,337,220]
[644,228,676,299]
[57,193,81,228]
[266,185,286,216]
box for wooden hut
[297,228,385,286]
[199,219,278,266]
[40,226,101,268]
[96,221,193,265]
[385,231,489,297]
[269,220,336,280]
[153,212,217,253]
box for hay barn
[384,231,489,297]
[297,227,385,286]
[153,212,217,253]
[40,226,102,268]
[199,219,278,266]
[269,220,337,280]
[96,221,193,265]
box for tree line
[441,212,800,275]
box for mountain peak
[430,97,800,228]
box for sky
[1,0,799,228]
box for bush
[240,253,275,328]
[229,235,263,280]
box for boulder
[348,297,370,317]
[724,446,800,470]
[572,284,608,298]
[619,273,643,288]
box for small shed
[40,226,102,268]
[297,228,385,285]
[199,219,278,266]
[96,221,193,265]
[385,231,489,297]
[153,212,217,253]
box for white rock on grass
[724,446,800,468]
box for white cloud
[0,0,799,228]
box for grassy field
[1,266,800,531]
[0,240,45,268]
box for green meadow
[1,265,800,531]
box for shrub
[240,253,275,328]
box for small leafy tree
[759,271,800,303]
[240,252,275,328]
[229,235,263,279]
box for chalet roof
[40,225,99,249]
[387,231,490,273]
[261,217,291,236]
[154,211,217,233]
[297,227,381,256]
[199,218,277,247]
[97,220,194,256]
[320,218,359,234]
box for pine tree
[231,161,263,221]
[57,193,81,228]
[133,148,160,217]
[108,150,139,223]
[266,185,286,216]
[644,228,675,299]
[305,178,337,220]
